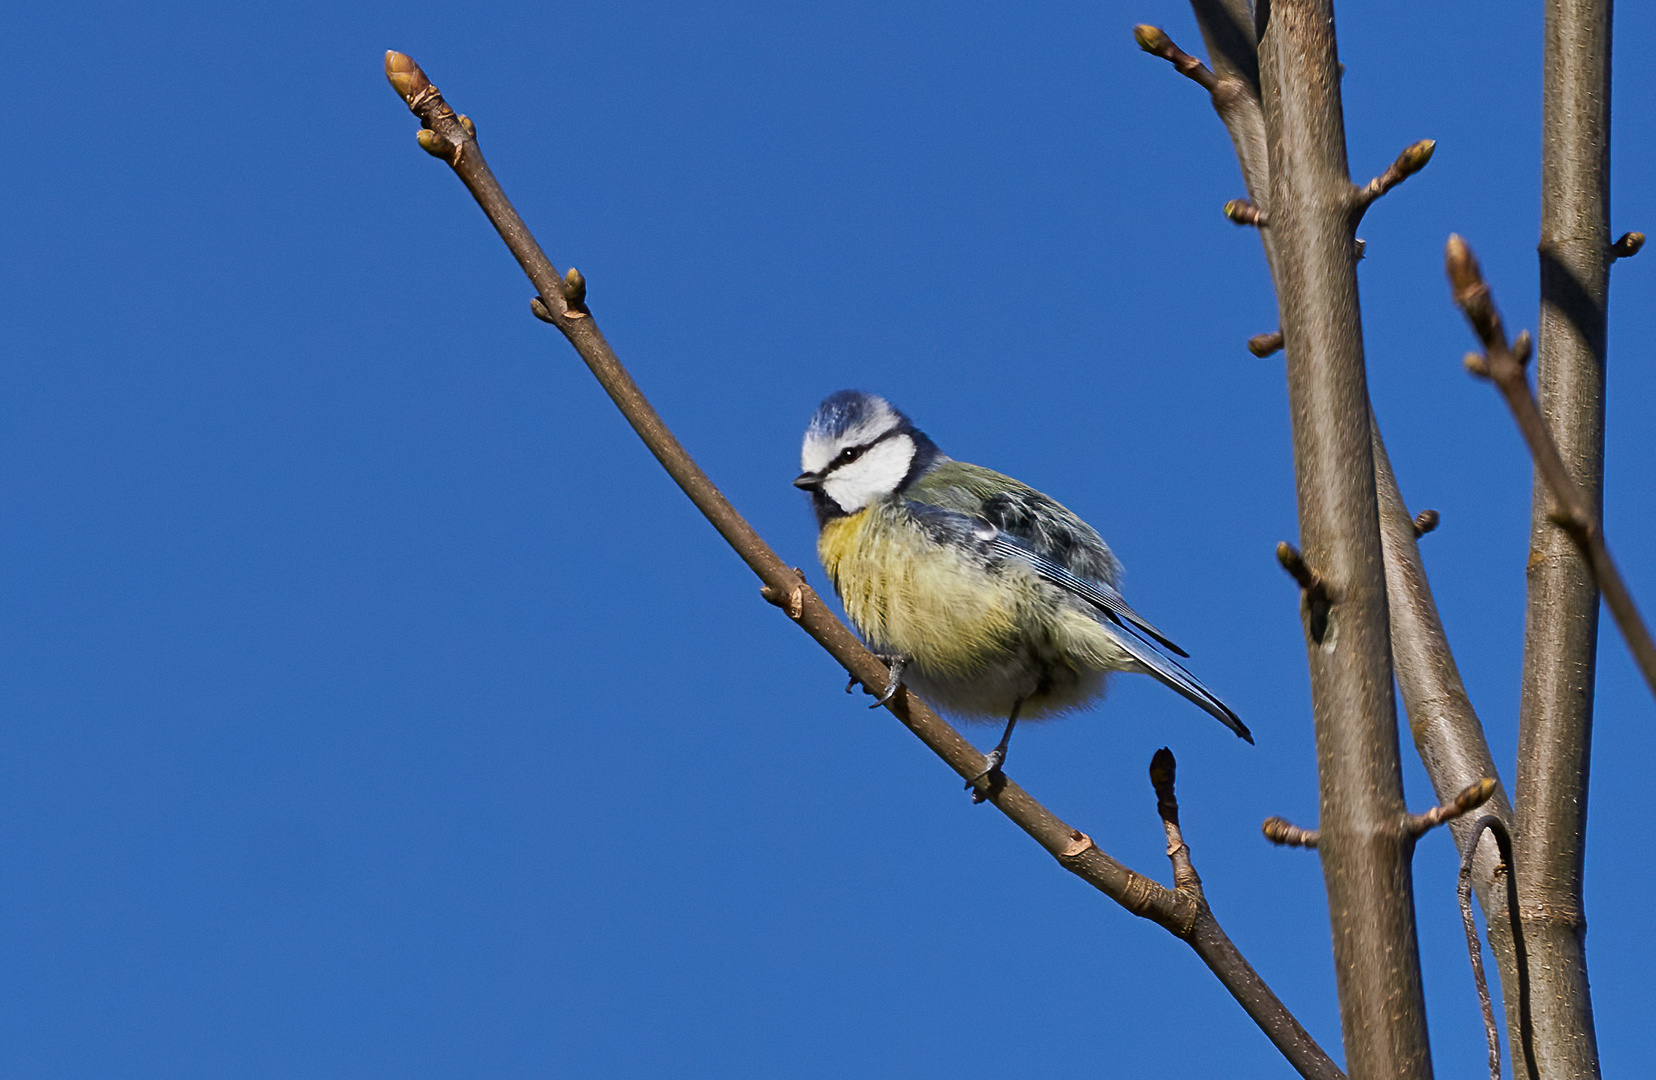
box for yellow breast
[818,507,1025,678]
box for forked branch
[383,50,1341,1080]
[1446,235,1656,697]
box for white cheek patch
[822,435,915,513]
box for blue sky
[5,2,1653,1077]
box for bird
[793,390,1250,798]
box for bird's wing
[903,499,1253,743]
[985,530,1251,742]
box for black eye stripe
[821,427,900,477]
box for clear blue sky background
[5,2,1653,1077]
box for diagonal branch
[383,51,1342,1080]
[1445,236,1656,696]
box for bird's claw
[965,749,1006,803]
[848,655,907,708]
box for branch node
[1223,199,1267,227]
[562,266,590,318]
[759,568,808,620]
[1412,509,1440,538]
[1611,231,1645,260]
[1262,817,1318,848]
[1406,777,1498,840]
[1248,330,1284,358]
[415,129,453,158]
[1057,828,1096,860]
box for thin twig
[1353,140,1436,216]
[1458,814,1536,1080]
[1405,777,1497,840]
[1446,235,1656,698]
[383,51,1343,1080]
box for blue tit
[793,390,1250,794]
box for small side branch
[1150,749,1344,1080]
[1458,815,1536,1080]
[1405,777,1497,840]
[1134,24,1218,92]
[1276,541,1331,645]
[1353,139,1436,217]
[1262,816,1318,849]
[1446,235,1656,698]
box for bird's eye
[834,445,864,467]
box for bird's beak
[793,472,821,490]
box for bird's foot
[965,748,1006,804]
[847,655,907,707]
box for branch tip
[1611,231,1645,260]
[563,267,589,317]
[1262,817,1318,848]
[1132,25,1218,91]
[1248,330,1284,357]
[1355,139,1436,213]
[1132,24,1171,54]
[1412,509,1440,538]
[384,50,430,102]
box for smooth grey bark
[1515,1,1612,1076]
[1253,3,1431,1077]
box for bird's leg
[868,655,907,709]
[846,654,908,706]
[966,700,1023,803]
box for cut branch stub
[1224,199,1267,227]
[1249,330,1284,358]
[1412,509,1440,538]
[1610,231,1645,260]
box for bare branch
[1446,235,1656,697]
[1256,3,1431,1072]
[1249,330,1284,357]
[1405,777,1497,840]
[384,51,1342,1080]
[1353,139,1436,216]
